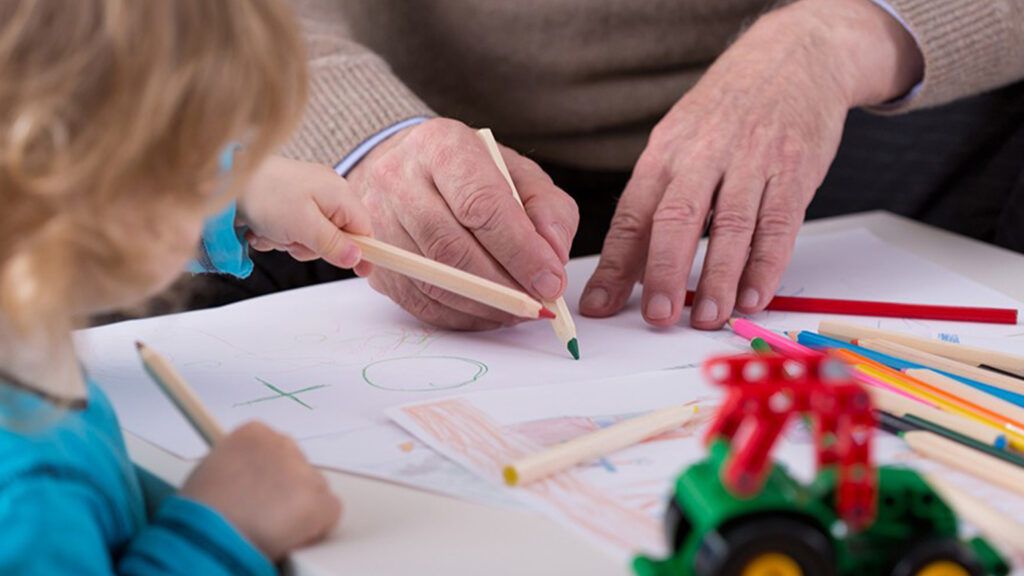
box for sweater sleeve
[119,496,275,576]
[187,202,253,278]
[0,472,273,576]
[282,0,435,166]
[871,0,1024,113]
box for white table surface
[125,210,1024,576]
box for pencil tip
[135,341,144,351]
[567,338,580,360]
[539,307,556,319]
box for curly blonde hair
[0,1,306,342]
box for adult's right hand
[346,118,579,330]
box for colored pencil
[477,128,579,359]
[136,342,224,446]
[877,411,918,435]
[802,330,1024,407]
[868,385,1007,449]
[819,320,1024,375]
[860,339,1024,398]
[925,474,1024,555]
[842,354,1024,451]
[683,291,1019,324]
[750,337,773,355]
[727,318,815,357]
[900,413,1024,466]
[903,369,1024,432]
[904,431,1024,498]
[852,368,928,404]
[503,404,700,486]
[350,235,554,321]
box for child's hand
[238,156,374,275]
[181,422,342,561]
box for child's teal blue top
[0,207,270,575]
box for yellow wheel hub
[916,561,971,576]
[740,552,803,576]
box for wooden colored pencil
[685,291,1019,324]
[860,339,1024,397]
[904,368,1024,431]
[904,431,1024,498]
[728,318,815,358]
[900,413,1024,466]
[477,128,579,359]
[925,474,1024,555]
[503,404,700,486]
[852,367,929,404]
[867,386,1007,449]
[136,342,224,446]
[349,235,553,320]
[819,320,1024,375]
[848,360,1024,449]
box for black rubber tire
[889,538,986,576]
[664,497,692,554]
[694,516,836,576]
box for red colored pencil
[684,291,1019,325]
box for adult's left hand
[580,0,923,329]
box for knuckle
[652,196,704,228]
[422,230,475,272]
[606,208,650,245]
[747,249,785,273]
[366,152,404,188]
[756,208,799,239]
[455,185,506,233]
[709,208,755,237]
[403,290,445,325]
[699,260,739,286]
[415,279,454,305]
[644,251,684,283]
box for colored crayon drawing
[395,391,718,558]
[362,356,488,392]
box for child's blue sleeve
[120,496,275,576]
[187,202,254,278]
[0,472,274,576]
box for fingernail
[738,288,760,310]
[693,298,719,324]
[581,287,609,311]
[532,271,562,300]
[645,293,673,321]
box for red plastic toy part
[702,353,878,532]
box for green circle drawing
[362,356,488,392]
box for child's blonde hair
[0,1,306,340]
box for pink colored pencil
[727,318,816,358]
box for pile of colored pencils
[728,318,1024,499]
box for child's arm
[237,155,374,276]
[0,468,272,576]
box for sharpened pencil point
[567,338,580,360]
[539,307,556,319]
[135,341,144,351]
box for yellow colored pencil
[477,128,580,359]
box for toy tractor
[633,353,1009,576]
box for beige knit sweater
[284,0,1024,172]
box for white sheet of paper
[690,228,1023,340]
[76,227,1023,506]
[389,368,1024,567]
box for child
[0,1,373,572]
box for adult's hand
[580,0,923,329]
[347,118,579,330]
